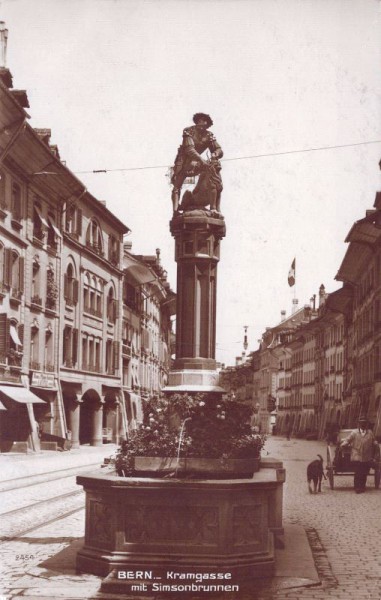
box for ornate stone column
[66,396,81,449]
[166,211,226,392]
[91,402,103,447]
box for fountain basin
[76,459,285,581]
[129,456,260,478]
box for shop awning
[124,255,157,285]
[0,386,46,404]
[34,204,49,228]
[47,215,62,238]
[10,325,22,346]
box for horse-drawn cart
[326,429,381,490]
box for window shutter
[113,340,120,370]
[72,328,78,366]
[108,235,112,262]
[73,279,79,304]
[18,324,24,347]
[18,256,24,292]
[0,314,8,357]
[63,273,68,300]
[66,327,72,363]
[3,248,11,287]
[76,209,82,236]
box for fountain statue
[171,113,223,214]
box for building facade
[0,67,175,452]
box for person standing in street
[340,415,379,493]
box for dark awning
[0,386,46,404]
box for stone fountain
[76,114,285,593]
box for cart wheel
[374,465,380,489]
[326,447,334,490]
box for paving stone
[2,436,381,599]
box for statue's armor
[172,126,223,182]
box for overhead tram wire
[72,139,381,175]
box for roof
[335,242,373,284]
[0,76,129,234]
[324,286,353,316]
[336,209,381,284]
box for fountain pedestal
[165,211,226,393]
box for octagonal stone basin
[76,458,285,582]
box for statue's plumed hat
[193,113,213,128]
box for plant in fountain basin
[114,393,266,476]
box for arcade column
[166,211,226,392]
[91,402,104,447]
[66,396,81,449]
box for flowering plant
[114,393,266,476]
[46,270,59,301]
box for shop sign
[31,372,55,388]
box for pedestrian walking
[287,425,292,441]
[340,415,379,493]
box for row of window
[354,264,376,306]
[355,303,375,342]
[65,205,120,265]
[62,326,120,374]
[353,352,374,387]
[279,394,316,409]
[0,251,119,320]
[0,314,121,375]
[323,324,344,348]
[1,171,121,266]
[324,351,344,373]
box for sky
[1,0,381,366]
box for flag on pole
[288,258,296,287]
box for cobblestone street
[266,436,381,599]
[1,437,381,599]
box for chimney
[156,248,161,263]
[303,305,312,320]
[281,310,286,321]
[243,326,248,354]
[319,284,327,307]
[292,298,299,314]
[0,22,8,68]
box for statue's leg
[215,192,221,212]
[171,173,185,213]
[171,188,180,212]
[209,185,217,211]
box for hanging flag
[288,258,296,287]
